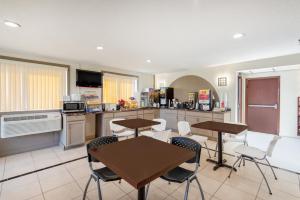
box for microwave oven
[62,101,85,113]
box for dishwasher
[60,113,86,149]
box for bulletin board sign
[198,89,210,104]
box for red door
[246,77,280,134]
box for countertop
[62,107,230,115]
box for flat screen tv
[76,69,102,88]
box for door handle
[248,104,278,109]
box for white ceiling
[0,0,300,73]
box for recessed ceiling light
[233,33,245,39]
[96,46,103,50]
[146,59,152,63]
[4,20,21,28]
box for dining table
[112,118,160,137]
[88,136,194,200]
[191,120,248,171]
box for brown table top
[112,118,160,129]
[88,136,194,189]
[191,121,248,134]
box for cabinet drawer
[144,109,154,114]
[114,111,137,118]
[138,110,144,115]
[185,111,212,118]
[66,115,85,122]
[160,109,177,115]
[213,113,224,120]
[102,113,114,119]
[177,110,186,116]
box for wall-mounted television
[76,69,102,88]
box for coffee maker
[186,92,198,109]
[159,87,174,108]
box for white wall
[241,69,300,137]
[155,53,300,137]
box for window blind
[103,73,138,103]
[0,59,68,112]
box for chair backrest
[153,129,172,142]
[266,135,281,157]
[177,121,191,136]
[110,118,125,132]
[170,137,201,164]
[86,136,118,162]
[152,118,167,131]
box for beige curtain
[103,73,137,103]
[0,59,67,112]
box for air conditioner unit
[0,112,62,138]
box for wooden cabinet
[94,108,230,140]
[143,110,155,120]
[85,113,96,140]
[186,114,212,137]
[60,114,85,149]
[96,113,114,137]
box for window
[0,59,68,112]
[103,73,138,103]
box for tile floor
[0,140,299,200]
[0,136,300,200]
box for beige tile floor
[0,140,299,200]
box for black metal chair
[83,136,121,200]
[146,137,205,200]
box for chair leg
[253,159,272,195]
[228,155,242,178]
[184,180,190,200]
[195,177,205,200]
[238,157,243,167]
[82,175,92,200]
[204,142,211,158]
[145,183,150,199]
[265,158,277,180]
[96,178,103,200]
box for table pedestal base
[138,186,145,200]
[207,158,237,171]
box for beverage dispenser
[198,89,212,111]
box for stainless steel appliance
[62,101,85,113]
[160,87,174,108]
[187,92,198,109]
[140,88,153,107]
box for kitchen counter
[79,107,230,114]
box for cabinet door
[85,114,95,140]
[126,115,138,119]
[103,118,113,136]
[197,117,213,137]
[165,114,177,131]
[67,121,85,146]
[177,115,185,122]
[144,113,155,120]
[186,116,199,134]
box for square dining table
[88,136,194,200]
[112,118,160,137]
[191,120,248,171]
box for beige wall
[169,75,219,102]
[155,53,300,137]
